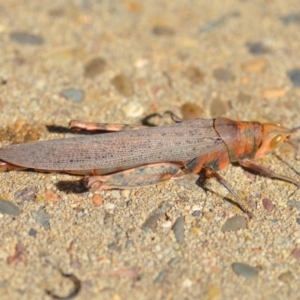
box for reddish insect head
[255,123,292,158]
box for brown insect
[0,112,299,215]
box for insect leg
[203,167,253,216]
[69,120,148,132]
[0,161,27,172]
[238,159,300,187]
[85,163,185,191]
[163,111,183,123]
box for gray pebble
[287,69,300,87]
[232,262,259,278]
[0,198,21,216]
[60,88,84,103]
[172,216,184,244]
[32,207,50,230]
[221,215,247,232]
[10,31,44,45]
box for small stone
[291,248,300,260]
[92,194,103,206]
[221,216,247,232]
[232,262,259,278]
[183,66,204,84]
[104,203,116,210]
[281,13,300,25]
[296,218,300,225]
[28,228,37,237]
[288,69,300,87]
[261,87,286,100]
[172,216,184,244]
[44,190,59,203]
[84,57,106,78]
[262,198,275,212]
[0,198,21,216]
[142,213,165,232]
[213,68,235,81]
[168,257,181,266]
[153,270,166,283]
[60,88,84,103]
[241,58,267,73]
[32,207,50,230]
[122,102,144,117]
[10,31,44,45]
[111,74,134,97]
[152,26,175,36]
[246,42,270,55]
[181,102,202,120]
[278,271,294,284]
[207,285,220,300]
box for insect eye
[270,134,284,149]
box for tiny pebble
[152,26,175,36]
[183,66,204,84]
[246,42,270,54]
[153,270,166,283]
[296,218,300,225]
[0,198,21,216]
[84,57,106,78]
[232,262,259,278]
[221,216,247,232]
[213,68,235,81]
[241,58,267,73]
[44,190,59,203]
[278,271,294,284]
[28,228,37,237]
[291,248,300,260]
[281,13,300,25]
[142,213,165,232]
[181,102,202,120]
[60,88,84,103]
[168,257,181,266]
[261,87,286,99]
[122,102,144,117]
[104,203,116,210]
[172,216,184,244]
[92,194,103,206]
[32,208,50,230]
[206,285,220,300]
[287,69,300,87]
[262,198,275,212]
[14,186,37,202]
[10,31,44,45]
[182,278,193,288]
[111,74,134,97]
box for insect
[0,112,299,215]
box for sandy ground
[1,0,300,299]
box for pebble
[296,218,300,225]
[104,203,116,211]
[221,216,247,232]
[0,198,21,216]
[28,228,37,237]
[111,74,134,97]
[152,26,175,36]
[122,102,144,117]
[287,69,300,87]
[92,194,103,206]
[206,285,220,300]
[60,88,84,103]
[261,87,286,100]
[213,68,235,81]
[183,66,204,84]
[246,42,270,55]
[153,270,166,283]
[32,207,50,230]
[141,213,165,232]
[241,58,267,73]
[291,248,300,260]
[278,271,294,284]
[84,57,106,78]
[168,256,181,266]
[14,186,37,202]
[281,13,300,25]
[44,190,59,203]
[232,262,259,278]
[10,31,44,45]
[172,216,184,244]
[181,102,202,120]
[262,198,275,212]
